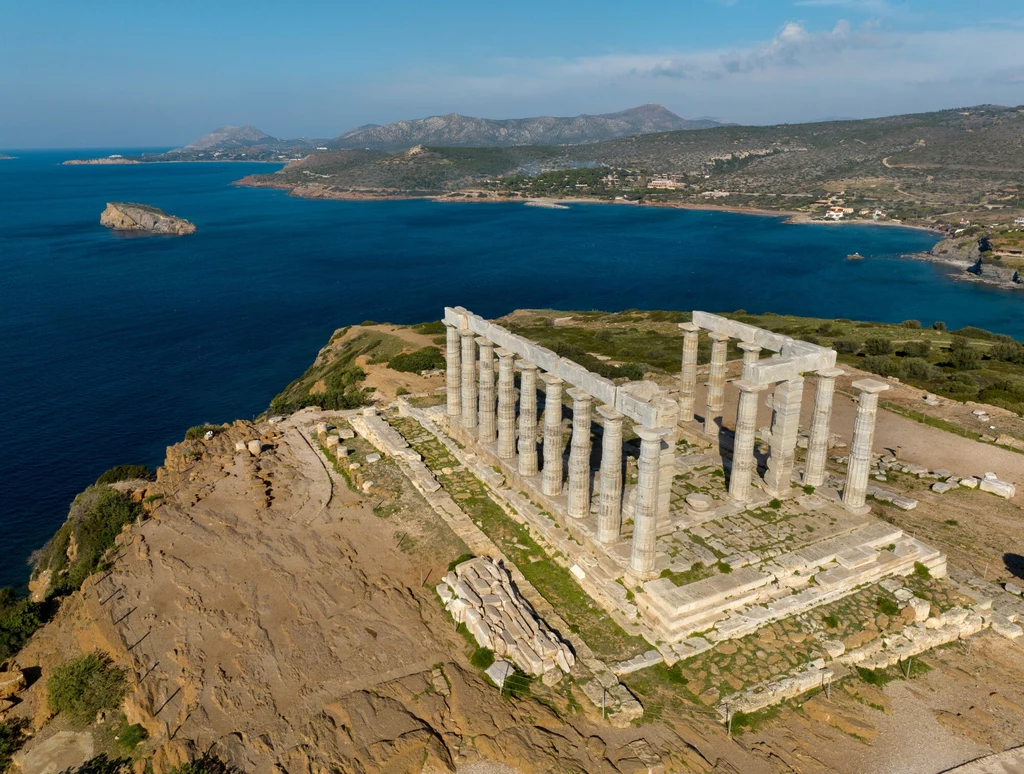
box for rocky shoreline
[905,237,1023,291]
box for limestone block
[314,422,328,435]
[515,640,545,676]
[980,477,1016,499]
[324,435,340,448]
[481,594,502,607]
[1005,583,1024,597]
[454,581,482,607]
[365,452,382,464]
[556,644,574,672]
[931,481,956,494]
[686,493,713,512]
[942,607,969,627]
[909,597,931,622]
[894,588,914,602]
[893,497,918,510]
[437,584,453,604]
[468,618,493,651]
[486,659,514,689]
[821,639,846,659]
[447,598,469,624]
[247,440,262,456]
[960,477,979,489]
[934,469,952,478]
[361,481,373,493]
[992,617,1024,641]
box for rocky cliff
[100,202,196,235]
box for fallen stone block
[960,477,979,489]
[980,477,1016,499]
[485,659,515,689]
[365,452,382,464]
[1005,583,1024,598]
[247,439,262,456]
[931,481,956,494]
[992,618,1024,641]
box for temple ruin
[437,306,947,661]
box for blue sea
[1,150,1021,589]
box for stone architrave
[763,376,805,496]
[704,332,730,435]
[596,406,624,543]
[678,322,700,423]
[496,349,517,460]
[541,374,565,496]
[843,379,890,513]
[477,338,496,443]
[445,324,461,417]
[804,368,844,488]
[460,331,478,429]
[517,363,540,476]
[728,380,768,502]
[628,426,666,582]
[739,342,762,381]
[566,388,593,518]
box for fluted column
[541,374,564,496]
[596,406,624,544]
[476,338,496,443]
[567,388,593,519]
[739,342,761,381]
[763,376,805,496]
[517,363,539,477]
[628,426,666,582]
[704,332,730,435]
[496,348,517,460]
[843,379,889,513]
[460,331,477,429]
[728,380,767,502]
[678,322,700,423]
[445,324,461,417]
[804,368,844,488]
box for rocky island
[0,153,13,160]
[100,202,196,235]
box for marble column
[843,378,890,513]
[739,342,761,381]
[517,363,540,476]
[496,348,517,460]
[596,406,624,544]
[566,388,593,519]
[476,338,496,443]
[628,426,666,583]
[678,322,700,423]
[764,376,805,496]
[728,380,767,502]
[460,331,477,429]
[445,323,461,418]
[541,374,564,496]
[804,368,844,488]
[704,332,730,435]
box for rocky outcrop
[909,236,1023,290]
[100,202,196,235]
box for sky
[2,0,1023,147]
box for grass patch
[877,597,900,617]
[447,553,474,572]
[730,703,783,734]
[856,665,897,687]
[913,561,932,580]
[113,715,148,752]
[659,562,714,587]
[822,613,839,629]
[95,465,152,485]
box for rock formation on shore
[99,202,196,235]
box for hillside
[330,104,721,150]
[238,104,1024,231]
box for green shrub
[413,320,446,335]
[95,465,152,485]
[863,355,905,379]
[113,717,147,752]
[932,321,947,331]
[877,597,900,616]
[388,346,447,373]
[822,613,839,628]
[0,588,45,661]
[470,646,495,671]
[395,386,410,397]
[949,337,980,370]
[831,339,858,354]
[184,425,222,441]
[903,357,940,381]
[803,484,815,494]
[864,337,894,356]
[901,320,922,329]
[991,341,1024,364]
[856,665,896,687]
[0,719,27,771]
[63,754,132,773]
[913,561,931,579]
[36,487,143,598]
[47,653,127,726]
[166,755,236,774]
[768,498,782,509]
[900,340,931,358]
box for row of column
[677,324,887,512]
[445,324,664,581]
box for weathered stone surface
[100,202,196,235]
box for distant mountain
[330,105,725,150]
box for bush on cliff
[387,346,447,373]
[35,486,143,598]
[47,653,127,726]
[900,340,931,358]
[166,754,237,774]
[95,465,152,485]
[0,589,44,661]
[863,337,894,356]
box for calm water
[1,150,1021,589]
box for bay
[0,150,1020,589]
